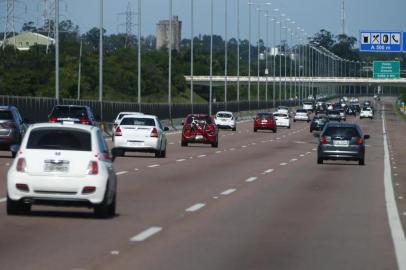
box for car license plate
[195,135,204,140]
[44,163,69,172]
[261,120,268,123]
[63,121,74,124]
[333,140,349,147]
[128,141,142,146]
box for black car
[48,105,97,126]
[0,106,28,157]
[317,122,370,165]
[310,115,329,132]
[346,105,357,116]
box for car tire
[359,158,365,165]
[161,148,167,158]
[232,127,236,131]
[11,151,16,158]
[317,157,323,164]
[211,141,218,148]
[108,194,116,217]
[94,190,111,219]
[254,128,257,132]
[7,196,22,215]
[273,129,277,133]
[181,140,188,147]
[288,125,291,129]
[293,119,296,122]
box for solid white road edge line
[0,197,6,203]
[130,227,163,242]
[221,189,237,196]
[382,106,406,270]
[116,171,128,175]
[245,177,258,183]
[185,203,206,212]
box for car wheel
[94,190,111,219]
[211,141,218,148]
[155,149,162,158]
[11,151,16,158]
[317,157,323,164]
[7,196,22,215]
[359,158,365,165]
[232,127,236,131]
[181,140,188,147]
[108,194,116,216]
[273,128,277,133]
[288,125,291,129]
[293,119,296,122]
[161,148,167,158]
[254,128,257,132]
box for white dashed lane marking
[0,197,6,203]
[262,169,274,175]
[116,171,128,175]
[221,189,237,196]
[245,177,258,183]
[176,159,186,162]
[148,164,160,168]
[198,155,207,158]
[130,227,162,242]
[215,151,222,154]
[280,163,288,166]
[185,203,206,212]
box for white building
[1,32,55,51]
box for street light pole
[190,0,194,113]
[137,0,142,112]
[55,0,59,103]
[248,2,254,111]
[209,0,213,115]
[99,0,103,120]
[257,7,261,109]
[224,0,228,110]
[237,0,240,113]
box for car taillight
[150,127,158,137]
[321,136,327,145]
[79,117,90,124]
[49,116,57,123]
[255,117,260,122]
[355,137,363,145]
[115,126,122,136]
[2,122,16,129]
[16,158,26,172]
[87,161,98,175]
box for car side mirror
[364,134,370,140]
[164,127,169,131]
[10,144,20,157]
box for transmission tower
[1,0,17,49]
[117,2,137,48]
[40,0,55,53]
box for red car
[254,112,277,133]
[181,114,219,147]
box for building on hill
[156,16,182,51]
[1,32,55,51]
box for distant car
[181,114,218,147]
[337,109,346,121]
[294,109,310,122]
[48,105,97,126]
[253,112,277,133]
[360,107,373,119]
[273,112,290,129]
[374,94,380,101]
[303,101,314,112]
[310,115,329,132]
[7,123,117,218]
[317,122,370,165]
[113,114,168,158]
[0,106,28,157]
[327,110,341,122]
[112,112,144,136]
[326,103,334,111]
[214,111,236,131]
[277,106,290,115]
[346,105,357,116]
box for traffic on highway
[1,96,405,269]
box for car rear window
[274,113,287,117]
[217,113,232,118]
[0,111,13,120]
[323,127,359,138]
[328,110,340,115]
[51,106,88,118]
[257,113,272,118]
[27,128,92,151]
[120,117,156,126]
[186,115,212,124]
[296,109,307,113]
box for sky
[2,0,406,47]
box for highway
[0,98,404,270]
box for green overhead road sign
[373,61,400,79]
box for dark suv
[317,122,370,165]
[0,106,27,156]
[48,105,97,126]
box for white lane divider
[185,203,206,212]
[148,164,160,168]
[261,169,274,175]
[198,155,207,158]
[242,145,247,148]
[134,168,139,171]
[176,159,186,162]
[130,227,163,242]
[290,158,298,162]
[116,171,128,176]
[215,151,222,154]
[299,154,305,157]
[245,177,258,183]
[306,152,312,155]
[221,189,237,196]
[0,197,6,203]
[169,142,175,145]
[382,106,406,270]
[111,250,120,255]
[229,148,236,151]
[280,162,288,166]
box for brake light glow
[49,116,57,123]
[355,137,363,145]
[79,117,90,124]
[150,127,158,137]
[87,161,98,175]
[16,158,26,172]
[115,126,122,136]
[321,136,327,145]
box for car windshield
[257,113,272,118]
[186,115,212,124]
[274,113,287,117]
[0,110,13,120]
[51,107,88,118]
[27,128,92,151]
[121,117,155,126]
[217,113,232,118]
[303,102,312,105]
[296,109,307,113]
[324,127,359,138]
[328,110,340,115]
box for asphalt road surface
[0,98,404,270]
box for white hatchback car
[7,123,117,218]
[360,107,373,119]
[273,112,291,129]
[112,112,144,136]
[303,102,314,112]
[214,111,236,131]
[294,109,310,122]
[113,114,168,158]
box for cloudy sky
[2,0,406,45]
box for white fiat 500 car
[7,123,117,218]
[294,109,310,122]
[113,114,168,158]
[112,112,144,136]
[360,107,373,119]
[273,112,291,129]
[214,111,236,131]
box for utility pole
[99,0,103,120]
[224,0,228,110]
[55,0,59,102]
[77,38,82,100]
[169,0,173,121]
[117,2,136,48]
[137,0,141,111]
